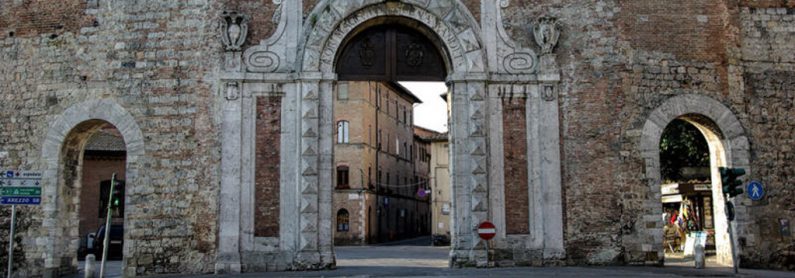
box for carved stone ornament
[533,16,560,55]
[225,82,240,101]
[359,37,376,68]
[542,85,556,102]
[405,42,425,67]
[220,11,249,51]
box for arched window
[337,121,349,143]
[336,166,349,189]
[337,209,350,232]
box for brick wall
[499,0,793,268]
[0,0,93,39]
[738,6,795,270]
[502,97,529,235]
[0,1,223,275]
[255,96,281,237]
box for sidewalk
[155,265,794,278]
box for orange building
[332,81,431,245]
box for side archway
[639,94,750,266]
[39,99,144,276]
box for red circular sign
[477,221,496,240]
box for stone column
[216,81,243,273]
[536,82,565,259]
[449,79,490,267]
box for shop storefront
[662,182,715,255]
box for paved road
[185,237,792,277]
[73,238,795,277]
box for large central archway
[217,0,564,272]
[300,0,488,268]
[329,16,450,266]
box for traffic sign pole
[6,205,15,278]
[100,173,117,278]
[1,170,42,278]
[477,221,497,268]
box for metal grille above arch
[335,24,447,82]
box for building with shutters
[331,81,430,245]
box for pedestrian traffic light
[719,167,745,198]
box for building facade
[332,81,430,245]
[0,0,793,276]
[414,127,452,242]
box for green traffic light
[719,167,746,198]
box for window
[337,121,349,143]
[336,166,349,189]
[337,209,350,232]
[378,129,382,150]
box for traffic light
[719,167,745,198]
[110,181,124,209]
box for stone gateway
[0,0,793,276]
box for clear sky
[400,82,449,133]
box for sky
[399,82,449,133]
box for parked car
[432,233,450,246]
[93,224,124,259]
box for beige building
[415,127,451,241]
[332,81,431,245]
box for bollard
[85,254,97,278]
[694,243,705,269]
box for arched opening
[331,17,451,269]
[57,120,128,276]
[658,114,734,267]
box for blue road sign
[0,196,41,205]
[5,171,12,178]
[746,181,764,201]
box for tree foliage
[659,119,710,182]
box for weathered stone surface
[1,0,793,276]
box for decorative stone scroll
[485,0,540,74]
[220,11,249,51]
[243,0,302,73]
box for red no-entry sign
[477,221,496,240]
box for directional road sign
[1,196,41,205]
[1,170,43,206]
